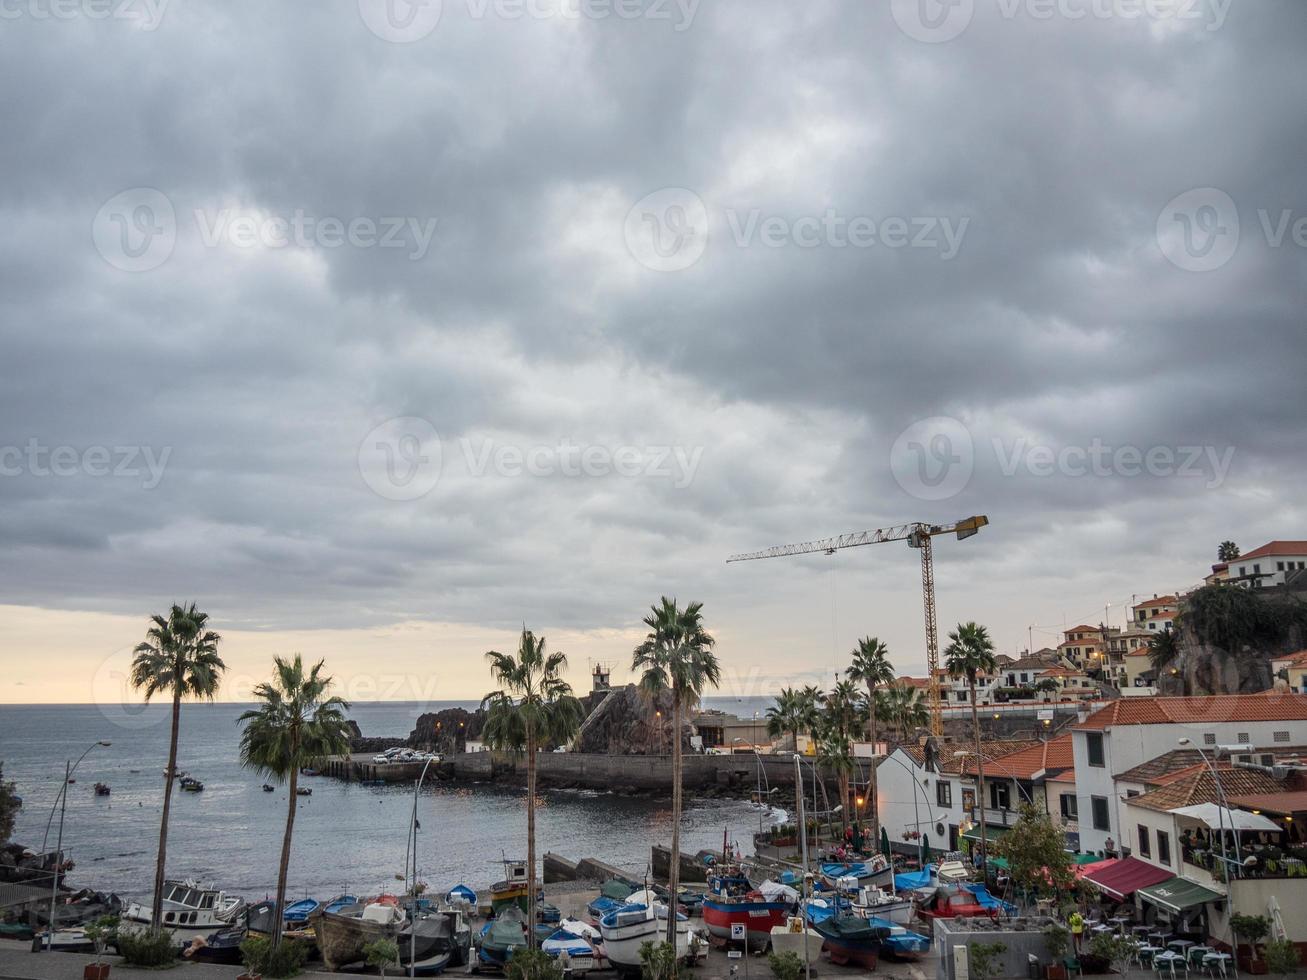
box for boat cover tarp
[963,884,1017,914]
[758,880,799,903]
[600,879,636,901]
[893,866,936,891]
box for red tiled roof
[1227,792,1307,815]
[1114,750,1208,785]
[901,739,1044,774]
[1048,769,1078,783]
[894,676,933,689]
[1066,625,1099,633]
[1040,667,1084,678]
[1133,596,1178,608]
[1125,768,1286,812]
[1238,541,1307,562]
[1074,693,1307,730]
[959,734,1074,780]
[1272,650,1307,667]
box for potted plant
[362,938,400,979]
[82,916,117,980]
[969,941,1008,980]
[1264,938,1300,979]
[238,935,269,980]
[1233,914,1272,974]
[1043,923,1071,980]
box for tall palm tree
[846,637,895,836]
[1148,630,1179,674]
[238,655,352,947]
[766,688,805,820]
[631,597,719,948]
[482,630,585,943]
[944,622,998,875]
[130,603,224,930]
[822,679,866,832]
[1218,540,1240,562]
[875,684,929,742]
[796,685,825,753]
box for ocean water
[0,698,778,903]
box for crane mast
[727,515,988,737]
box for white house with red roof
[1227,540,1307,589]
[1132,595,1178,632]
[1071,693,1307,853]
[1271,650,1307,694]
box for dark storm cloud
[1,0,1304,662]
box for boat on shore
[768,915,824,959]
[848,884,914,925]
[805,901,888,970]
[477,907,528,968]
[181,928,246,965]
[283,897,320,925]
[599,902,696,973]
[119,880,246,945]
[488,860,530,915]
[311,900,407,971]
[700,868,790,950]
[818,854,893,890]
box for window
[1086,733,1105,767]
[1126,789,1140,798]
[1275,731,1291,743]
[991,782,1011,810]
[1137,825,1151,858]
[1279,562,1286,571]
[1158,830,1171,866]
[1060,794,1078,819]
[1091,796,1110,831]
[937,780,952,806]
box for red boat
[700,870,790,951]
[915,884,1001,920]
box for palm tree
[822,679,865,833]
[875,684,929,742]
[238,655,352,947]
[846,637,895,836]
[482,630,585,943]
[1148,630,1179,675]
[130,603,225,930]
[631,597,719,948]
[796,685,825,752]
[944,622,998,875]
[766,688,806,820]
[1218,541,1241,562]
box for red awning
[1082,856,1174,900]
[1074,858,1119,881]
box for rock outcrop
[570,683,691,754]
[408,707,484,754]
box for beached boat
[871,917,931,959]
[31,927,97,953]
[489,860,530,915]
[401,908,472,974]
[914,882,1013,920]
[477,908,528,968]
[805,901,888,970]
[322,894,358,916]
[181,928,246,965]
[768,915,824,959]
[283,897,320,924]
[541,926,601,974]
[120,880,246,945]
[818,854,892,890]
[848,884,914,925]
[446,884,477,908]
[311,901,408,971]
[700,869,790,951]
[599,902,695,973]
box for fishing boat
[323,894,358,915]
[848,884,914,925]
[179,776,204,793]
[181,928,246,965]
[700,868,790,950]
[446,884,477,908]
[283,897,320,925]
[871,917,931,959]
[598,902,695,974]
[30,927,97,953]
[296,786,312,796]
[120,880,246,945]
[477,908,528,968]
[914,881,1013,920]
[805,901,888,970]
[768,915,824,959]
[488,859,530,915]
[541,926,601,974]
[262,784,275,792]
[93,783,111,796]
[311,900,408,971]
[401,908,472,975]
[818,853,892,890]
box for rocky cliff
[407,707,484,754]
[571,683,691,754]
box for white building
[1070,693,1307,853]
[1227,541,1307,589]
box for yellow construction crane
[727,515,989,736]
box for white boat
[542,926,601,974]
[768,915,824,959]
[849,885,914,926]
[120,880,246,945]
[598,902,696,972]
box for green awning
[990,851,1098,871]
[962,824,1011,843]
[1138,877,1224,914]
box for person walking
[1069,910,1085,953]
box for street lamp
[44,740,110,950]
[408,754,439,974]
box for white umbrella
[1169,802,1282,833]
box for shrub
[638,940,679,980]
[363,938,400,979]
[505,948,563,980]
[117,928,176,968]
[969,941,1008,980]
[1232,914,1272,950]
[1043,923,1070,961]
[239,936,309,979]
[84,916,119,967]
[1088,933,1135,974]
[1265,939,1300,977]
[769,949,804,980]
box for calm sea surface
[0,698,778,903]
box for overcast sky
[2,0,1304,706]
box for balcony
[1181,842,1307,882]
[968,807,1022,828]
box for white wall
[876,748,958,848]
[1120,800,1184,876]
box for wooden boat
[93,783,111,797]
[120,880,245,945]
[489,859,530,916]
[768,915,824,959]
[179,776,204,793]
[311,901,407,971]
[599,902,696,973]
[477,908,528,968]
[849,885,914,925]
[283,897,320,924]
[805,901,888,970]
[700,869,790,951]
[819,854,893,890]
[182,928,246,965]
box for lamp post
[408,754,438,975]
[44,740,110,950]
[793,754,812,980]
